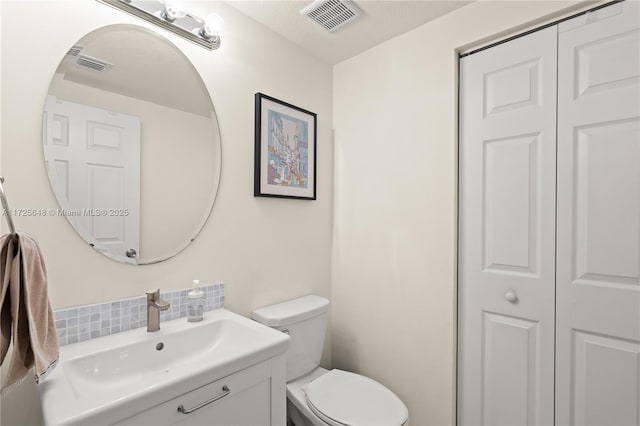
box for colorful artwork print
[255,92,316,200]
[266,110,309,188]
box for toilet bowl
[288,367,408,426]
[252,295,408,426]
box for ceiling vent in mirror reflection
[75,55,113,73]
[300,0,363,33]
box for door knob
[126,248,137,258]
[504,291,518,303]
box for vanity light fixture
[96,0,224,50]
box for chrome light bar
[96,0,222,51]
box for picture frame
[254,93,317,200]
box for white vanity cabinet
[118,359,286,426]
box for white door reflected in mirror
[44,96,141,264]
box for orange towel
[0,232,58,394]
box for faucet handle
[146,289,170,310]
[146,289,160,301]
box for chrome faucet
[146,289,170,332]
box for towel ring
[0,176,17,235]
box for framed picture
[254,93,317,200]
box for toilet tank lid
[252,295,329,327]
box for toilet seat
[304,369,408,426]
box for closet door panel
[458,27,557,426]
[556,2,640,425]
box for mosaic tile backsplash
[54,283,225,346]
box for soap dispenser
[187,280,204,322]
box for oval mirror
[42,24,221,265]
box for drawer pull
[177,385,230,414]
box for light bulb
[201,13,224,39]
[162,1,187,22]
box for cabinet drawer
[117,361,272,425]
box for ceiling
[225,0,473,64]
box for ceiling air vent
[76,54,112,73]
[300,0,363,33]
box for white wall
[332,1,597,425]
[0,1,332,424]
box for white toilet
[252,295,408,426]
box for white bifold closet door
[555,2,640,425]
[459,2,640,425]
[458,27,558,426]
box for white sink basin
[64,317,262,395]
[38,309,289,425]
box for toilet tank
[252,295,329,381]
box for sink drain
[156,342,164,351]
